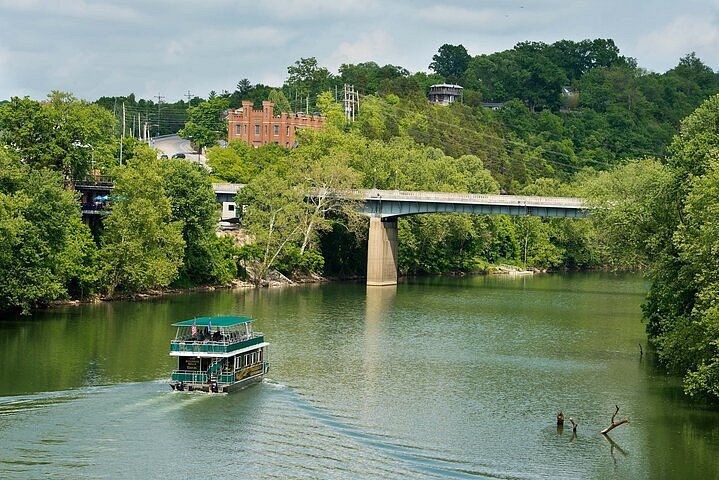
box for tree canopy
[430,44,471,82]
[178,98,229,151]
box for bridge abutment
[366,217,398,286]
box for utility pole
[120,103,125,166]
[155,93,165,137]
[344,84,358,122]
[186,90,192,106]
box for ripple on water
[0,381,502,479]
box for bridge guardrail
[342,189,587,208]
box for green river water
[1,272,719,479]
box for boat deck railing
[171,370,208,384]
[171,371,245,384]
[170,334,264,354]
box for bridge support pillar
[366,216,398,286]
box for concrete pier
[366,217,398,286]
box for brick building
[227,100,326,148]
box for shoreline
[43,265,638,310]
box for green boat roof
[172,316,254,327]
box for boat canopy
[172,316,254,328]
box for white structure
[212,183,245,222]
[428,84,463,106]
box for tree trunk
[601,405,630,435]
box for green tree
[338,62,410,95]
[206,140,255,183]
[268,89,292,114]
[580,158,674,267]
[0,92,116,179]
[99,158,185,296]
[645,95,719,400]
[429,44,471,82]
[236,78,252,96]
[178,98,229,151]
[161,158,235,285]
[206,141,289,184]
[236,167,305,283]
[289,128,362,254]
[316,91,346,128]
[284,57,334,111]
[0,151,97,313]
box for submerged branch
[601,405,630,435]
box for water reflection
[363,285,396,407]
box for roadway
[151,134,207,167]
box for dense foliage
[0,150,96,313]
[178,98,229,151]
[0,92,116,179]
[0,95,237,311]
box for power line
[349,87,627,171]
[348,88,592,173]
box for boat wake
[268,382,500,479]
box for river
[1,272,718,479]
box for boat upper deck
[170,316,266,357]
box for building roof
[430,84,463,89]
[212,183,245,194]
[172,316,254,327]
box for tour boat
[169,316,269,393]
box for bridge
[75,178,589,286]
[352,189,589,286]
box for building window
[228,204,235,211]
[254,124,260,136]
[286,125,290,136]
[235,124,241,135]
[274,125,279,136]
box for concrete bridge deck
[352,189,587,219]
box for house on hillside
[227,100,326,148]
[428,84,463,106]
